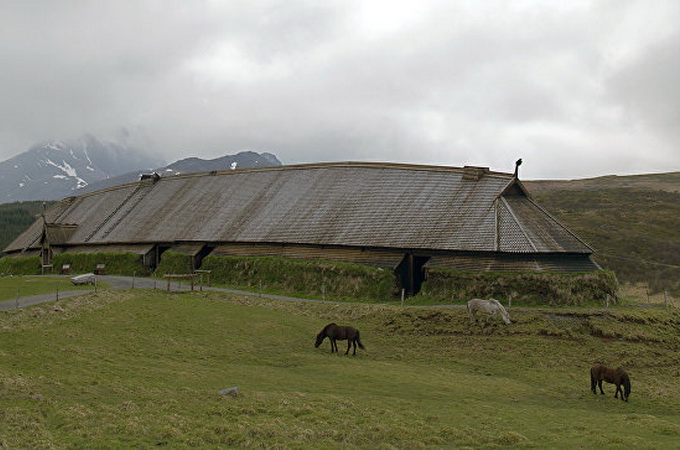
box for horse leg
[615,384,623,400]
[598,380,605,395]
[352,339,357,355]
[345,340,351,355]
[330,338,337,353]
[591,374,597,394]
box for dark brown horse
[590,364,631,402]
[315,323,365,355]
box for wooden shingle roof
[4,162,593,254]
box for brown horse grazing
[315,323,365,355]
[590,364,631,402]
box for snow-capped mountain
[0,136,283,202]
[0,135,163,202]
[77,151,282,194]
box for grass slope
[2,289,680,447]
[525,173,680,296]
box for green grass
[531,187,680,297]
[1,289,680,447]
[0,276,98,302]
[53,252,149,277]
[201,255,398,302]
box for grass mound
[0,256,41,275]
[52,252,148,276]
[419,269,618,306]
[201,255,398,302]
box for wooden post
[401,288,405,306]
[664,290,669,310]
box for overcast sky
[1,0,678,179]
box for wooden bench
[194,269,212,288]
[41,264,54,274]
[163,273,199,291]
[94,263,106,275]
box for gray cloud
[0,0,678,179]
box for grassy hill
[1,289,679,447]
[525,172,680,297]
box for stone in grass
[219,386,239,397]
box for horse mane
[322,323,337,333]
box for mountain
[77,151,282,194]
[0,135,164,202]
[0,137,283,201]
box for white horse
[467,298,511,325]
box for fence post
[401,288,405,306]
[664,290,669,310]
[605,294,610,309]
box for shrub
[201,255,398,302]
[419,269,618,306]
[0,256,42,275]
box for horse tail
[590,367,596,391]
[356,330,365,350]
[623,373,632,398]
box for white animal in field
[467,298,511,325]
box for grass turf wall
[201,255,398,302]
[52,253,149,277]
[0,256,42,275]
[153,250,193,276]
[419,269,619,306]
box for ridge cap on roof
[169,160,515,178]
[61,160,515,202]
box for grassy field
[0,276,97,302]
[1,288,680,448]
